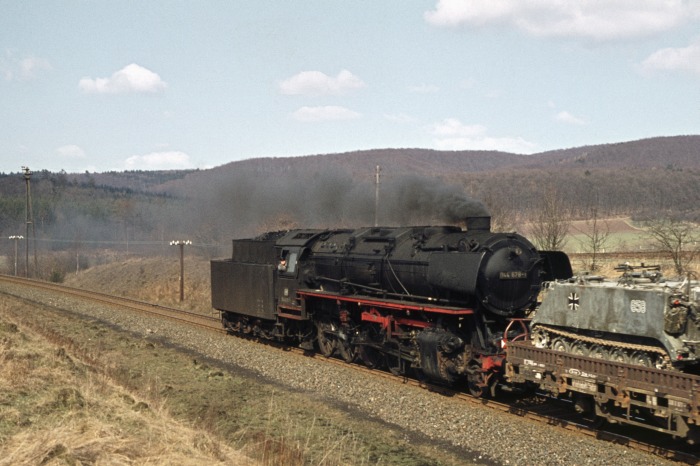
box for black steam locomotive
[211,217,572,395]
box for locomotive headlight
[509,246,523,258]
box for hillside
[157,135,700,192]
[527,135,700,170]
[1,135,699,277]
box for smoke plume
[191,167,489,239]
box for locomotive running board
[297,289,474,315]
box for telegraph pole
[22,166,36,278]
[374,165,380,227]
[9,235,23,276]
[170,240,191,302]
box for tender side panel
[211,259,276,320]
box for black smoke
[190,166,489,240]
[379,175,490,225]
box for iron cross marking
[567,292,580,311]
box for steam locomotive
[211,217,572,395]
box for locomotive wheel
[337,334,356,363]
[358,326,386,369]
[467,375,485,397]
[467,363,496,398]
[316,322,336,358]
[384,341,403,376]
[359,345,385,369]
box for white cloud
[279,69,365,96]
[79,64,167,94]
[430,118,487,137]
[292,106,361,122]
[429,118,536,153]
[19,56,52,80]
[424,0,700,41]
[124,151,192,170]
[57,145,86,159]
[1,52,52,81]
[641,40,700,76]
[555,111,586,125]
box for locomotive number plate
[499,271,527,279]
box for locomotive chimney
[466,216,491,232]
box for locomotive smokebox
[466,216,491,232]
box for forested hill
[142,134,699,194]
[4,135,698,192]
[521,136,700,170]
[151,135,700,221]
[155,135,700,189]
[0,135,699,251]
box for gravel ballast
[0,281,681,465]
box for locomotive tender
[211,217,572,395]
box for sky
[1,1,699,174]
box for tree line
[2,157,700,277]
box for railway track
[315,351,699,464]
[1,274,697,464]
[0,274,223,333]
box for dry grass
[0,296,451,465]
[62,255,214,314]
[0,301,254,465]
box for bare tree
[573,198,610,271]
[646,216,700,275]
[530,185,570,251]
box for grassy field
[563,217,648,253]
[0,300,255,465]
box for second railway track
[0,274,222,332]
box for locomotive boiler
[211,217,572,395]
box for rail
[0,274,223,333]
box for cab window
[278,249,298,274]
[286,251,298,273]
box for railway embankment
[0,265,684,465]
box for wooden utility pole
[170,240,191,302]
[374,165,380,227]
[9,235,23,276]
[22,166,36,278]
